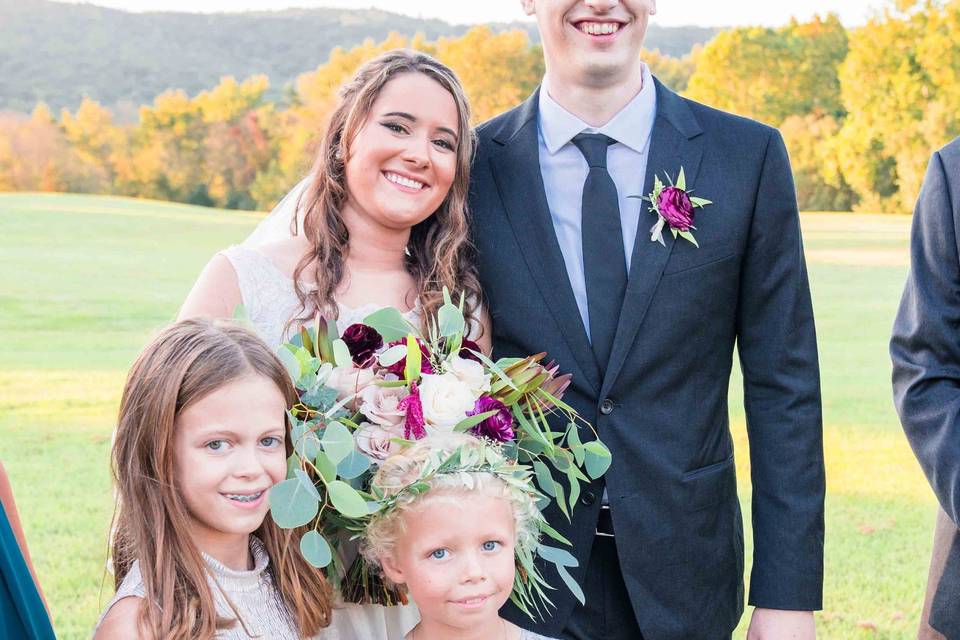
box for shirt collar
[538,63,657,156]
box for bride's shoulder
[255,237,312,277]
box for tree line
[2,1,958,213]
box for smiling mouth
[452,594,491,607]
[575,21,624,36]
[223,490,265,503]
[383,171,427,191]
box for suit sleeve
[736,130,825,610]
[891,150,960,526]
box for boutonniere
[635,167,713,247]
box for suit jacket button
[600,398,614,415]
[580,491,596,506]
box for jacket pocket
[681,453,736,512]
[662,245,737,276]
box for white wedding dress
[220,243,421,640]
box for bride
[179,49,491,638]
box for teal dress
[0,503,55,640]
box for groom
[468,1,825,638]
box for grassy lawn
[0,195,935,638]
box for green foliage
[832,1,960,212]
[686,14,848,125]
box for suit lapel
[601,80,705,397]
[488,90,603,392]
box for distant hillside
[0,0,720,114]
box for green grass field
[0,193,935,638]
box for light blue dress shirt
[537,63,658,339]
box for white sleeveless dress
[221,244,421,349]
[221,244,422,640]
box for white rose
[358,384,406,430]
[418,372,477,431]
[354,421,404,462]
[326,365,377,410]
[447,355,491,397]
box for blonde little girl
[362,433,560,640]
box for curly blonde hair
[361,433,542,572]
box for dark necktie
[572,133,627,370]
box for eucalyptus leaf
[294,468,322,501]
[555,482,568,519]
[378,344,407,367]
[321,421,354,465]
[269,478,319,528]
[332,339,352,368]
[363,307,416,342]
[537,544,578,567]
[276,346,302,381]
[556,564,586,605]
[327,480,370,518]
[313,450,337,483]
[583,440,613,479]
[532,460,556,497]
[294,427,321,461]
[539,521,572,546]
[568,425,585,468]
[567,471,581,512]
[300,530,333,568]
[437,302,466,338]
[337,449,371,480]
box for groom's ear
[520,0,536,17]
[379,553,406,585]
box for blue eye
[482,541,501,552]
[429,549,448,560]
[260,436,282,448]
[205,440,225,451]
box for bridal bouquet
[269,290,611,613]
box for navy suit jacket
[468,79,825,639]
[892,137,960,638]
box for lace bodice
[95,537,306,638]
[221,245,420,351]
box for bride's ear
[379,552,406,585]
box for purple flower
[341,323,384,368]
[468,396,515,443]
[657,186,695,231]
[398,383,427,440]
[385,339,434,377]
[459,338,483,363]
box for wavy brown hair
[291,49,482,334]
[108,318,332,639]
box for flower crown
[267,290,612,618]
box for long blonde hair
[109,318,332,638]
[292,49,481,332]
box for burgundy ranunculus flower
[458,339,483,363]
[385,339,434,376]
[341,323,384,368]
[398,383,427,440]
[657,186,695,231]
[468,396,515,443]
